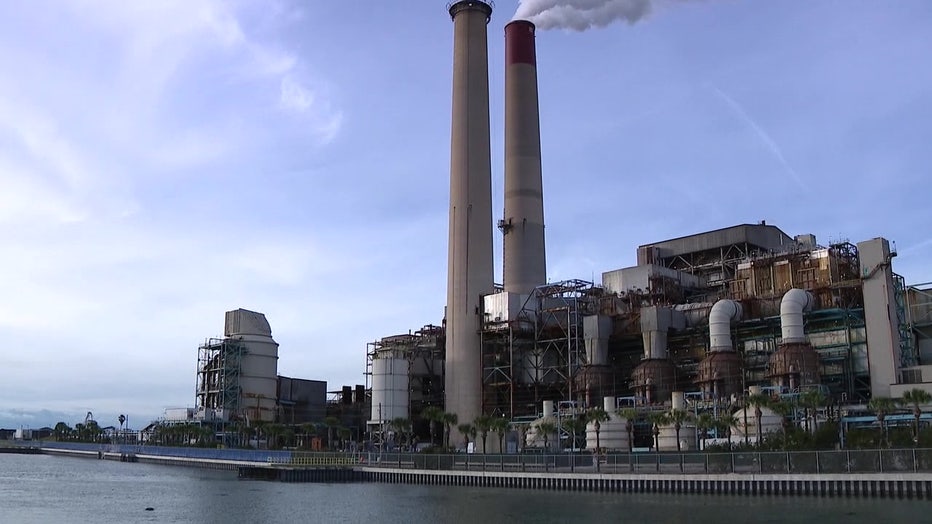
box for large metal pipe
[709,299,742,351]
[780,288,813,344]
[502,20,546,294]
[445,1,495,429]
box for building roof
[638,223,796,261]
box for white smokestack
[514,0,695,31]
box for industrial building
[364,1,932,451]
[180,308,328,431]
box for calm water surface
[0,454,927,523]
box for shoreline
[25,443,932,498]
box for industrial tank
[732,406,783,443]
[585,396,630,451]
[370,356,409,424]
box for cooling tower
[502,20,547,294]
[445,0,495,429]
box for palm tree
[457,423,476,451]
[666,409,693,452]
[491,417,510,453]
[300,423,317,450]
[265,423,283,450]
[337,427,352,451]
[537,420,557,451]
[324,416,341,450]
[563,417,587,453]
[586,407,611,454]
[868,396,897,448]
[420,406,443,447]
[390,417,411,451]
[647,412,668,452]
[53,422,72,441]
[799,389,826,433]
[746,394,771,446]
[513,423,530,454]
[473,415,493,453]
[714,412,739,448]
[282,427,296,449]
[900,389,932,446]
[696,413,714,451]
[768,400,794,450]
[616,407,638,453]
[253,420,268,449]
[441,412,458,450]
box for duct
[709,299,742,351]
[674,302,714,328]
[640,306,684,359]
[780,288,813,344]
[584,315,612,365]
[641,330,668,360]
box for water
[0,454,927,523]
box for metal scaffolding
[195,337,246,419]
[480,279,600,420]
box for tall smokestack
[446,1,494,429]
[502,20,546,294]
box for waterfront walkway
[29,441,932,498]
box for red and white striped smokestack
[502,20,546,295]
[445,1,494,433]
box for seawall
[33,443,932,498]
[360,467,932,498]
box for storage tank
[370,356,409,424]
[585,396,630,452]
[225,309,279,423]
[657,422,697,451]
[732,405,783,443]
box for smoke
[513,0,685,31]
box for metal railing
[341,449,932,475]
[35,441,932,475]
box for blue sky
[1,0,930,429]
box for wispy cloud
[708,84,807,191]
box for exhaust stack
[445,1,495,429]
[502,20,547,294]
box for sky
[1,0,930,429]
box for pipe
[502,20,546,294]
[780,288,813,344]
[709,299,742,351]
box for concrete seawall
[361,467,932,498]
[41,447,251,470]
[37,447,932,498]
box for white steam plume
[514,0,687,31]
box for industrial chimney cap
[447,0,493,22]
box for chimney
[502,20,546,294]
[445,1,494,430]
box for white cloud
[280,75,344,143]
[280,75,315,112]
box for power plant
[363,1,932,452]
